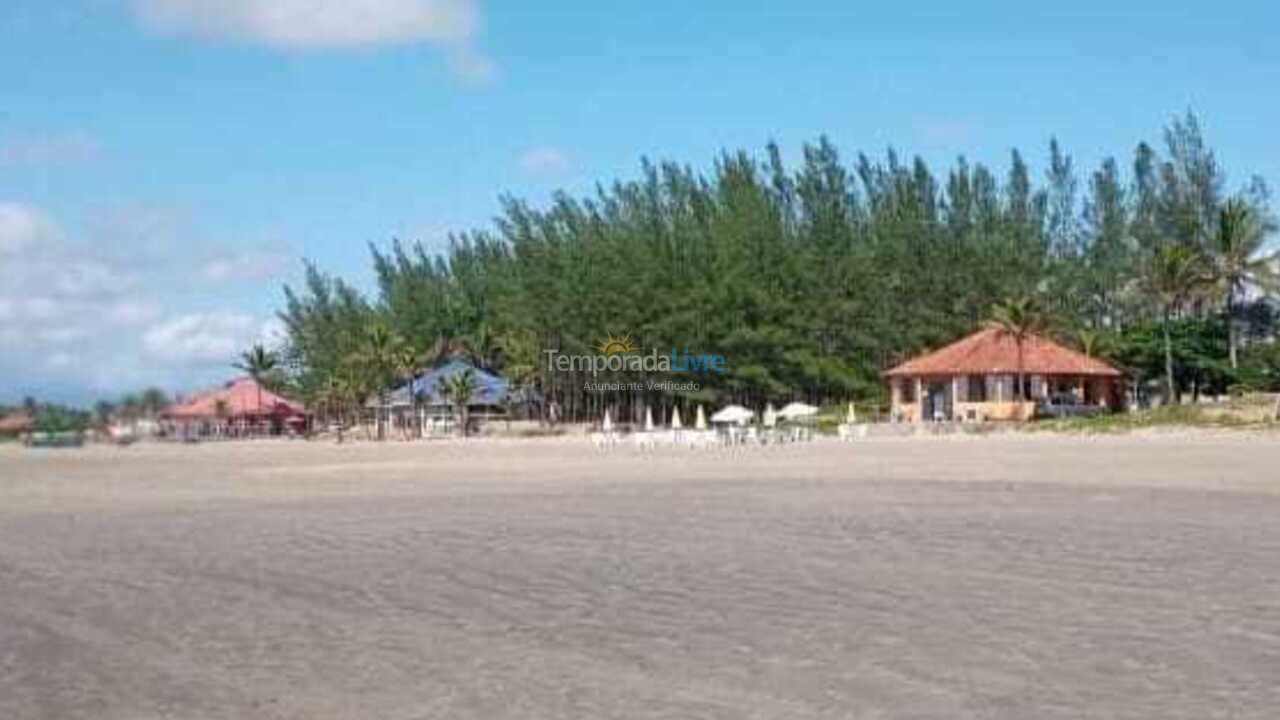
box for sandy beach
[2,433,1279,719]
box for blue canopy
[380,360,512,407]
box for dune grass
[1029,398,1279,434]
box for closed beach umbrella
[695,405,707,430]
[644,406,654,432]
[671,407,683,429]
[763,403,777,428]
[602,409,613,433]
[846,402,857,424]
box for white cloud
[518,147,570,178]
[129,0,493,80]
[0,131,99,169]
[257,316,288,351]
[106,300,164,326]
[0,201,286,403]
[197,250,289,284]
[0,202,55,254]
[141,312,260,363]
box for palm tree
[1075,327,1103,358]
[465,322,502,370]
[213,399,231,437]
[499,328,543,421]
[426,333,466,365]
[93,400,115,429]
[397,344,425,439]
[140,387,169,419]
[1144,245,1214,403]
[439,369,478,438]
[233,344,279,416]
[348,323,405,440]
[1210,199,1279,369]
[989,295,1047,404]
[120,394,142,427]
[312,374,349,443]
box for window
[900,379,916,403]
[967,375,987,402]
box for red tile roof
[0,413,34,433]
[884,327,1122,377]
[162,377,306,419]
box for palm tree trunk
[1228,303,1240,371]
[1162,313,1177,405]
[377,392,387,441]
[1226,286,1241,371]
[1015,339,1026,419]
[407,378,416,440]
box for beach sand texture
[2,434,1279,719]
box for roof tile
[884,328,1121,377]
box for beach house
[884,328,1124,422]
[161,377,307,437]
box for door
[924,381,952,421]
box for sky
[2,0,1278,405]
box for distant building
[884,328,1124,423]
[374,360,537,436]
[0,412,34,438]
[161,377,307,437]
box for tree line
[275,112,1279,423]
[0,388,172,434]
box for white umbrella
[778,402,819,420]
[695,405,707,430]
[763,403,777,428]
[644,406,654,432]
[602,409,613,433]
[845,402,857,424]
[711,405,754,424]
[671,407,683,430]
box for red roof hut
[883,328,1123,422]
[161,377,306,436]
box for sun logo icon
[595,333,638,355]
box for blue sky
[2,0,1278,404]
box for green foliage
[1234,343,1280,392]
[1109,319,1234,397]
[440,369,479,437]
[234,344,280,384]
[988,295,1048,399]
[32,404,90,433]
[274,114,1277,420]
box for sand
[1,433,1279,719]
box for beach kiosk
[884,328,1124,423]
